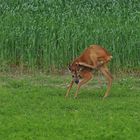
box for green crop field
[0,74,140,140]
[0,0,140,72]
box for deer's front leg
[65,80,74,98]
[74,71,93,98]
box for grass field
[0,73,140,140]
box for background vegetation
[0,0,140,72]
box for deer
[65,44,113,99]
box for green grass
[0,74,140,140]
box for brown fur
[66,45,113,98]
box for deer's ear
[68,64,71,71]
[75,62,79,67]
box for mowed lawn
[0,74,140,140]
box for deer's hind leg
[99,65,113,98]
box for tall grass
[0,0,140,73]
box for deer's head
[68,62,81,84]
